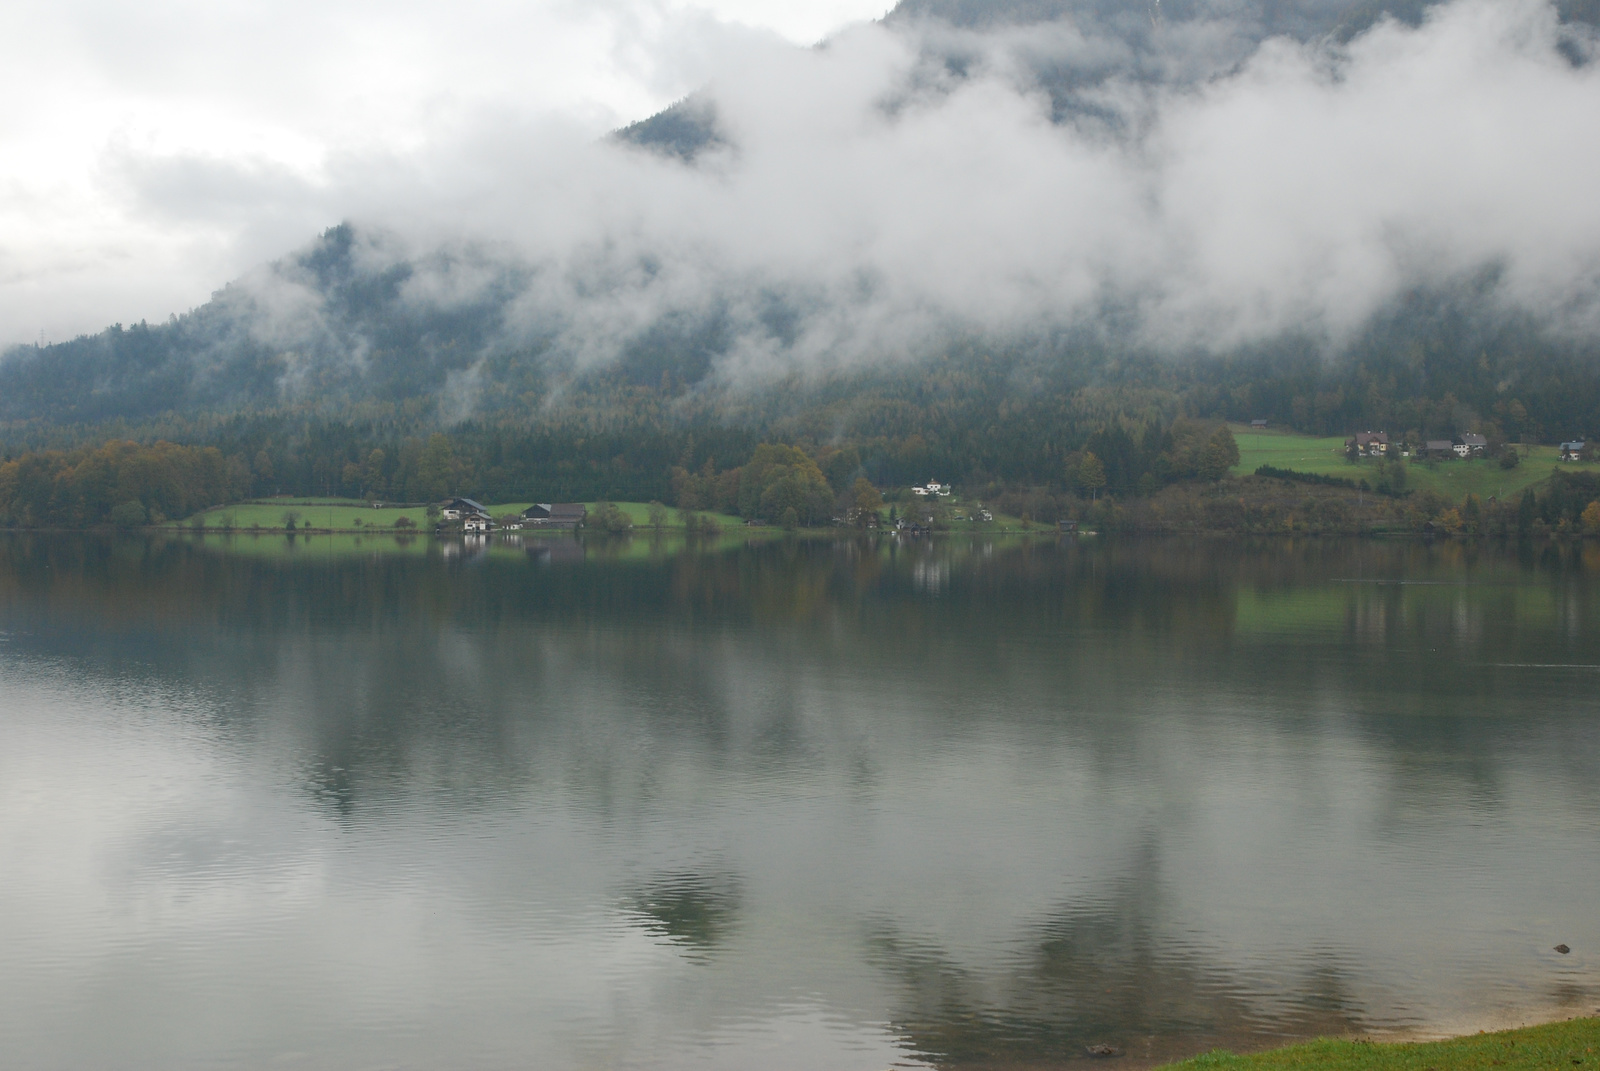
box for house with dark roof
[439,497,491,521]
[1561,441,1587,461]
[1424,439,1456,458]
[1346,431,1389,457]
[522,503,587,529]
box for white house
[912,482,952,497]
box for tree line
[0,416,1238,529]
[11,426,1600,540]
[0,440,243,527]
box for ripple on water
[0,535,1598,1069]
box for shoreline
[3,525,1597,542]
[1146,1014,1600,1071]
[1017,1012,1600,1071]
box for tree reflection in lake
[0,532,1596,1070]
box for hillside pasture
[1231,425,1600,502]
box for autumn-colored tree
[851,477,883,527]
[738,444,834,524]
[1198,426,1240,481]
[1581,500,1600,535]
[1077,452,1107,500]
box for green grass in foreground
[1159,1017,1600,1071]
[1230,425,1600,501]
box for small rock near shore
[1554,944,1571,954]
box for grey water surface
[0,532,1596,1070]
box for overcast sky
[3,0,1599,372]
[0,0,894,345]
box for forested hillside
[2,0,1598,518]
[3,227,1595,464]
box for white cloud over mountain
[3,0,1598,384]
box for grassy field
[181,499,754,531]
[1158,1016,1599,1071]
[180,527,768,561]
[1231,425,1600,502]
[180,497,1051,533]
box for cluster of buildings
[895,479,994,529]
[1343,429,1594,461]
[1345,431,1491,459]
[1346,431,1593,461]
[437,498,588,533]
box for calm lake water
[0,532,1597,1070]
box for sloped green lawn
[1231,426,1600,502]
[1159,1017,1599,1071]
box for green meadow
[1230,425,1600,502]
[180,497,1050,534]
[182,499,752,531]
[1157,1016,1599,1071]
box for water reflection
[0,533,1596,1070]
[626,871,744,958]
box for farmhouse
[1346,431,1389,457]
[1561,441,1587,461]
[1424,440,1456,458]
[912,482,952,497]
[1456,433,1488,457]
[439,497,491,521]
[1250,419,1269,429]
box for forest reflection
[3,533,1599,808]
[1,532,1597,1069]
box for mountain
[616,0,1578,162]
[3,0,1599,446]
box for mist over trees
[1,0,1598,527]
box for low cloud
[6,0,1600,397]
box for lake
[0,531,1596,1070]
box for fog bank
[6,0,1600,392]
